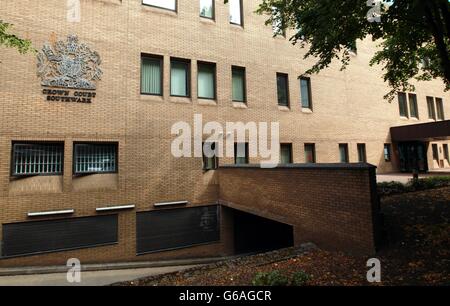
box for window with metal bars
[12,143,64,176]
[73,143,118,175]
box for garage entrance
[230,208,294,254]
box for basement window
[74,143,118,175]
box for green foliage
[252,270,289,286]
[252,270,311,286]
[250,0,449,101]
[291,270,311,286]
[0,20,34,54]
[378,176,450,196]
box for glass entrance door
[398,142,428,173]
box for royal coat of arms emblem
[37,35,102,90]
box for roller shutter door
[136,205,220,255]
[1,215,118,258]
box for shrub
[252,270,289,286]
[378,176,450,196]
[252,270,311,286]
[291,270,311,286]
[377,181,407,196]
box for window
[339,144,349,163]
[357,143,367,163]
[74,143,117,175]
[398,92,408,118]
[142,0,176,11]
[443,144,449,163]
[348,40,357,55]
[232,66,246,102]
[272,7,285,37]
[200,0,214,19]
[304,144,316,163]
[280,144,293,164]
[229,0,243,25]
[408,93,419,119]
[234,143,249,164]
[197,62,216,99]
[171,58,190,97]
[203,142,218,170]
[384,144,392,162]
[432,144,439,161]
[427,96,436,120]
[436,98,445,120]
[141,55,163,95]
[277,73,289,107]
[300,77,312,109]
[11,142,64,176]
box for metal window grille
[12,143,63,176]
[74,143,117,174]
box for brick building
[0,0,448,267]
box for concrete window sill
[232,101,248,109]
[278,105,291,112]
[198,99,217,106]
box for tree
[250,0,450,101]
[0,20,34,54]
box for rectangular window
[339,144,349,163]
[427,96,436,120]
[232,66,246,102]
[171,58,190,97]
[272,7,286,37]
[398,92,408,118]
[197,62,216,99]
[200,0,214,19]
[280,144,293,164]
[142,0,176,11]
[229,0,243,25]
[202,142,218,170]
[277,73,289,107]
[443,144,449,163]
[436,98,445,120]
[408,93,419,119]
[357,143,367,163]
[384,144,392,162]
[432,144,439,161]
[304,144,316,163]
[234,143,249,165]
[300,77,312,109]
[11,142,64,176]
[141,55,163,95]
[74,143,118,175]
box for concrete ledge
[0,256,236,277]
[220,163,377,170]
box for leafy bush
[252,270,289,286]
[378,176,450,196]
[378,181,407,196]
[291,270,311,286]
[252,270,311,286]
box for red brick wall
[218,164,380,255]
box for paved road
[0,265,199,286]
